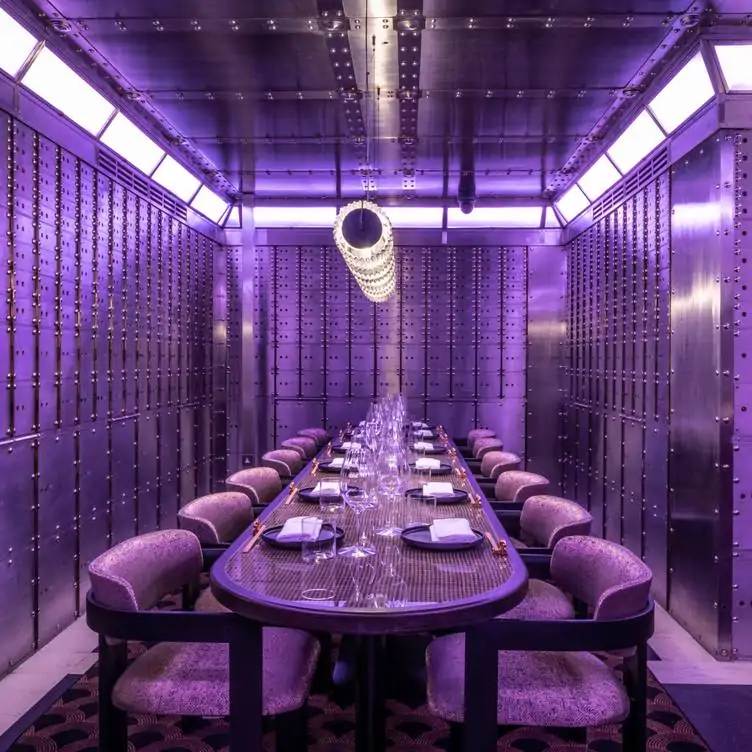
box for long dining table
[211,429,529,751]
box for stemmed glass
[338,451,376,558]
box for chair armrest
[476,479,496,497]
[495,510,521,538]
[489,500,524,512]
[467,599,655,652]
[86,591,244,643]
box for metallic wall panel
[563,168,671,608]
[526,245,566,483]
[669,135,732,658]
[256,241,546,456]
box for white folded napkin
[329,457,345,468]
[341,441,361,450]
[415,457,441,470]
[423,482,454,496]
[419,429,434,438]
[311,481,340,496]
[429,518,476,543]
[277,516,322,542]
[414,441,434,451]
[412,421,428,428]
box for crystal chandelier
[333,199,396,303]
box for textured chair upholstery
[494,470,550,503]
[178,492,253,545]
[498,579,575,621]
[426,536,652,730]
[226,467,283,506]
[111,630,319,717]
[262,449,303,477]
[427,640,629,727]
[281,436,318,459]
[467,428,496,452]
[473,437,504,459]
[88,530,320,721]
[90,530,202,611]
[518,495,593,549]
[298,427,330,446]
[551,536,652,620]
[480,451,521,479]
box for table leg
[355,635,387,752]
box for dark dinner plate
[317,460,357,474]
[409,461,452,476]
[409,444,446,456]
[400,524,483,551]
[261,523,345,549]
[405,487,469,504]
[298,484,361,503]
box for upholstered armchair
[460,428,496,457]
[487,470,550,509]
[298,427,330,446]
[262,448,304,483]
[475,450,522,488]
[178,492,253,545]
[280,435,318,459]
[425,536,654,752]
[86,530,320,752]
[225,466,283,511]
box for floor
[0,603,749,751]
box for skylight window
[714,44,752,92]
[151,156,201,202]
[0,8,38,77]
[224,206,241,228]
[606,110,665,174]
[555,185,589,223]
[577,154,622,201]
[99,113,165,175]
[21,47,115,135]
[446,206,543,228]
[253,206,337,227]
[191,186,228,224]
[544,207,561,228]
[648,52,714,134]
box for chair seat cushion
[113,629,319,717]
[426,635,629,727]
[497,579,575,621]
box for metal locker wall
[562,164,672,605]
[0,110,217,675]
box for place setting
[261,515,345,551]
[401,517,484,551]
[408,456,453,475]
[405,480,469,505]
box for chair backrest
[473,437,504,459]
[178,492,253,545]
[226,467,283,505]
[281,436,318,459]
[89,530,202,611]
[480,450,521,479]
[262,449,303,477]
[494,470,550,502]
[551,536,652,620]
[298,427,329,446]
[519,495,593,548]
[467,428,496,452]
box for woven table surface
[218,438,524,622]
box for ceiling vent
[96,148,188,223]
[591,147,669,222]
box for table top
[211,438,528,634]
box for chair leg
[98,636,128,752]
[312,633,332,694]
[275,704,308,752]
[448,722,463,752]
[622,641,648,751]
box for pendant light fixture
[332,1,396,303]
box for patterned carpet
[7,652,709,751]
[8,594,709,751]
